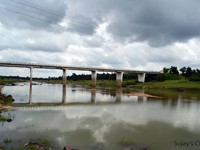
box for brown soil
[124,93,163,99]
[0,103,13,110]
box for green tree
[185,67,192,78]
[169,66,179,75]
[180,67,186,76]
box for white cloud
[0,0,200,77]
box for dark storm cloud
[0,0,67,30]
[67,0,200,46]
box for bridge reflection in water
[13,84,147,109]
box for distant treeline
[0,73,157,82]
[158,66,200,81]
[45,73,139,81]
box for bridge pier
[30,67,33,85]
[29,67,33,104]
[138,73,146,83]
[91,70,97,88]
[116,72,123,88]
[63,69,67,85]
[62,69,67,104]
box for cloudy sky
[0,0,200,77]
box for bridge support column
[116,72,123,88]
[63,69,67,85]
[29,67,33,104]
[91,70,97,88]
[138,73,146,83]
[62,69,67,103]
[30,67,33,85]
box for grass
[119,137,136,147]
[133,79,200,89]
[0,115,7,121]
[0,77,22,85]
[3,138,12,144]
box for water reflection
[91,89,96,103]
[2,82,200,107]
[3,82,128,105]
[62,84,67,104]
[1,83,200,149]
[116,88,122,103]
[1,101,200,150]
[29,82,32,104]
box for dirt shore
[124,93,163,99]
[0,103,13,110]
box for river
[1,82,200,150]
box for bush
[157,73,181,81]
[188,75,200,81]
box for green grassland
[133,79,200,89]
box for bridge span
[0,61,160,87]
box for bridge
[0,61,160,104]
[0,61,160,87]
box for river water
[1,82,200,150]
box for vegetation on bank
[133,79,200,89]
[0,93,14,121]
[70,66,200,89]
[0,76,26,85]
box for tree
[185,67,192,78]
[180,67,186,76]
[169,66,179,75]
[163,67,170,73]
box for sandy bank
[124,93,163,99]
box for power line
[12,0,94,24]
[6,0,98,30]
[0,1,60,22]
[0,6,51,23]
[0,6,94,34]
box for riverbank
[132,79,200,90]
[0,93,14,110]
[0,85,14,122]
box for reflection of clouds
[24,118,32,123]
[94,124,111,143]
[1,103,200,149]
[10,101,200,135]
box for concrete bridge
[0,61,160,104]
[0,61,160,87]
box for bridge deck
[0,61,160,74]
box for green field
[133,79,200,89]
